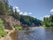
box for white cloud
[13,6,20,12]
[23,12,28,15]
[19,12,32,15]
[19,12,23,15]
[19,12,28,15]
[50,9,53,12]
[13,6,32,16]
[39,17,43,20]
[23,12,32,15]
[43,15,50,18]
[39,15,50,20]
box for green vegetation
[43,14,53,27]
[9,2,42,27]
[0,18,7,37]
[20,15,42,26]
[0,0,42,37]
[15,26,22,30]
[0,0,42,27]
[0,0,53,38]
[0,1,5,15]
[0,0,9,15]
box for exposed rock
[0,15,21,30]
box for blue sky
[8,0,53,20]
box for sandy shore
[0,28,16,40]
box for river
[10,27,53,40]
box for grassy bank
[15,26,22,30]
[0,18,7,38]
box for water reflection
[33,27,46,40]
[16,27,53,40]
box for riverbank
[0,28,17,40]
[0,26,53,40]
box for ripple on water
[9,27,53,40]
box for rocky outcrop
[0,15,21,30]
[7,16,21,27]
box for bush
[0,18,7,37]
[0,30,7,37]
[15,26,22,30]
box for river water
[12,27,53,40]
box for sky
[8,0,53,20]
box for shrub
[0,18,7,37]
[15,26,22,30]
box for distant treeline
[9,5,42,27]
[0,0,42,27]
[43,14,53,27]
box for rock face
[7,16,21,27]
[0,15,21,30]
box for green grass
[0,18,7,37]
[15,26,22,30]
[0,30,7,37]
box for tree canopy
[43,14,53,27]
[0,0,42,27]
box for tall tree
[0,1,5,15]
[4,0,9,16]
[0,0,9,15]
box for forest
[0,0,42,37]
[0,0,53,38]
[0,0,42,27]
[43,14,53,27]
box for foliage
[0,18,7,37]
[20,15,42,26]
[0,0,42,28]
[15,26,22,30]
[43,14,53,27]
[0,1,5,15]
[0,18,4,30]
[0,30,7,37]
[4,0,9,16]
[0,0,9,15]
[10,8,20,20]
[10,8,42,27]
